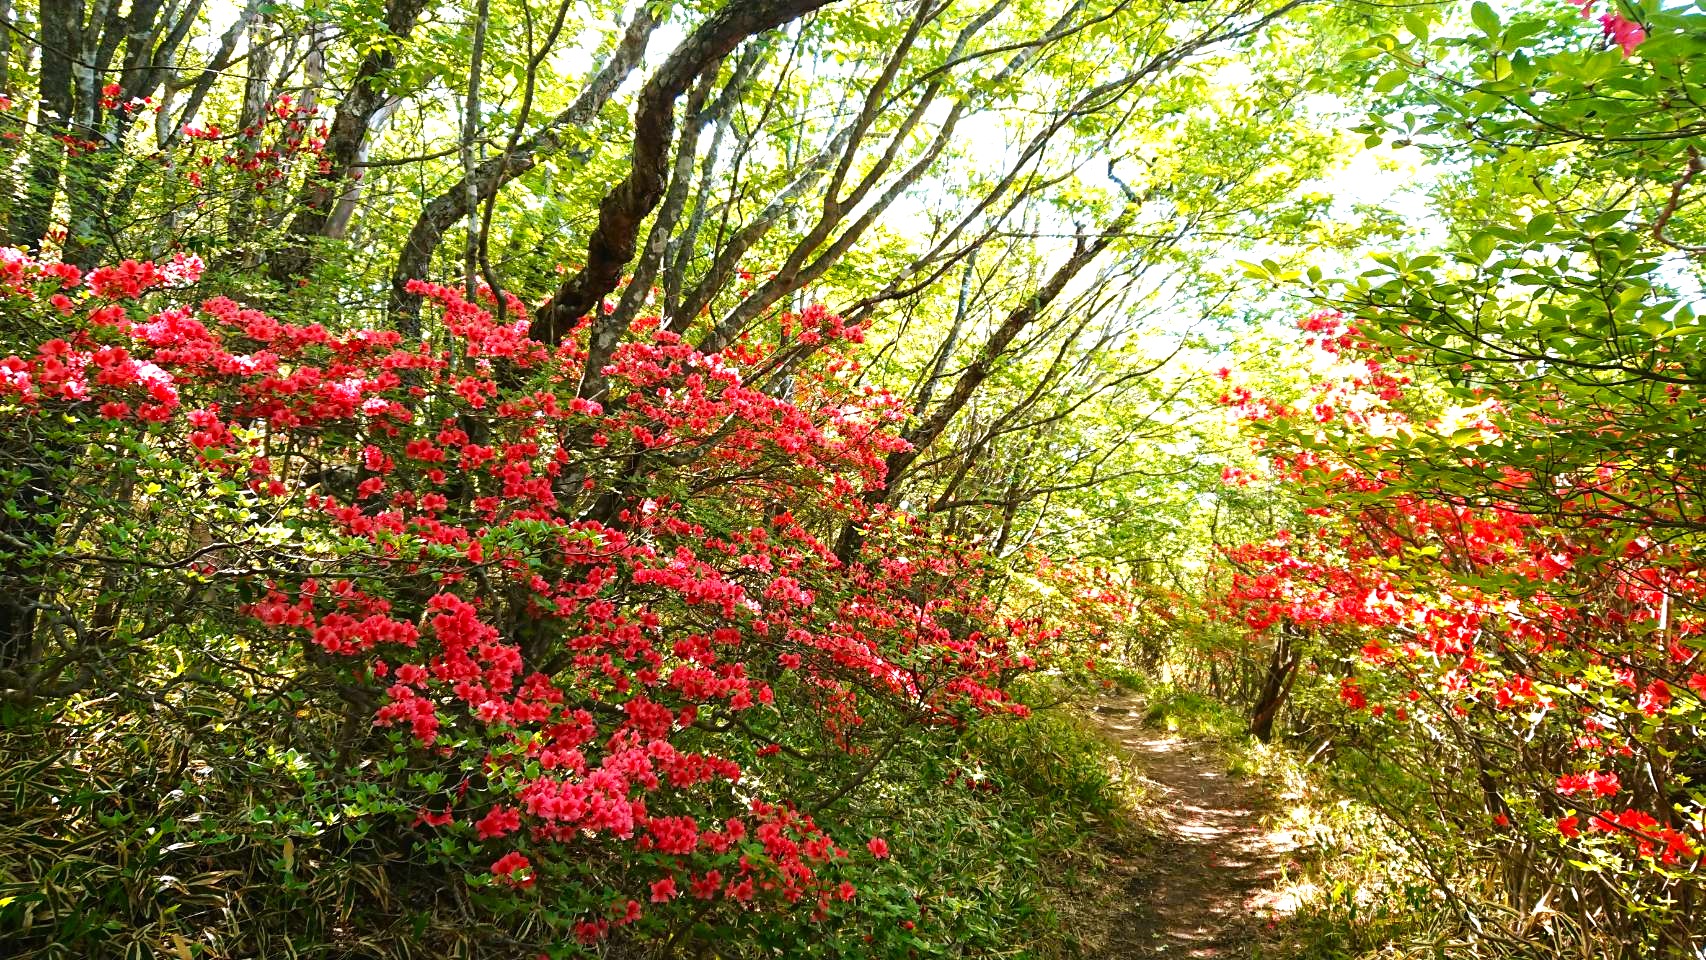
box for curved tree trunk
[835,210,1129,561]
[528,0,839,401]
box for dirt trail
[1080,695,1302,959]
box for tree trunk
[529,0,838,380]
[1248,625,1301,743]
[10,0,76,249]
[229,15,275,247]
[270,0,429,282]
[834,212,1128,561]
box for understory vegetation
[0,0,1702,957]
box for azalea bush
[1212,307,1706,956]
[0,248,1087,957]
[1180,3,1706,953]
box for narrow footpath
[1080,696,1304,959]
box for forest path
[1079,695,1303,959]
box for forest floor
[1066,694,1308,959]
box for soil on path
[1072,695,1303,959]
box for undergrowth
[0,679,1141,959]
[935,680,1145,957]
[1140,679,1664,960]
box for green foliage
[829,706,1138,958]
[1140,686,1246,740]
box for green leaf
[1585,209,1630,230]
[1373,68,1407,94]
[1471,2,1501,38]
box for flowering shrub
[0,249,1055,955]
[1213,310,1706,954]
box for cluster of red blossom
[172,94,327,193]
[97,81,150,114]
[0,246,1053,945]
[1568,0,1647,55]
